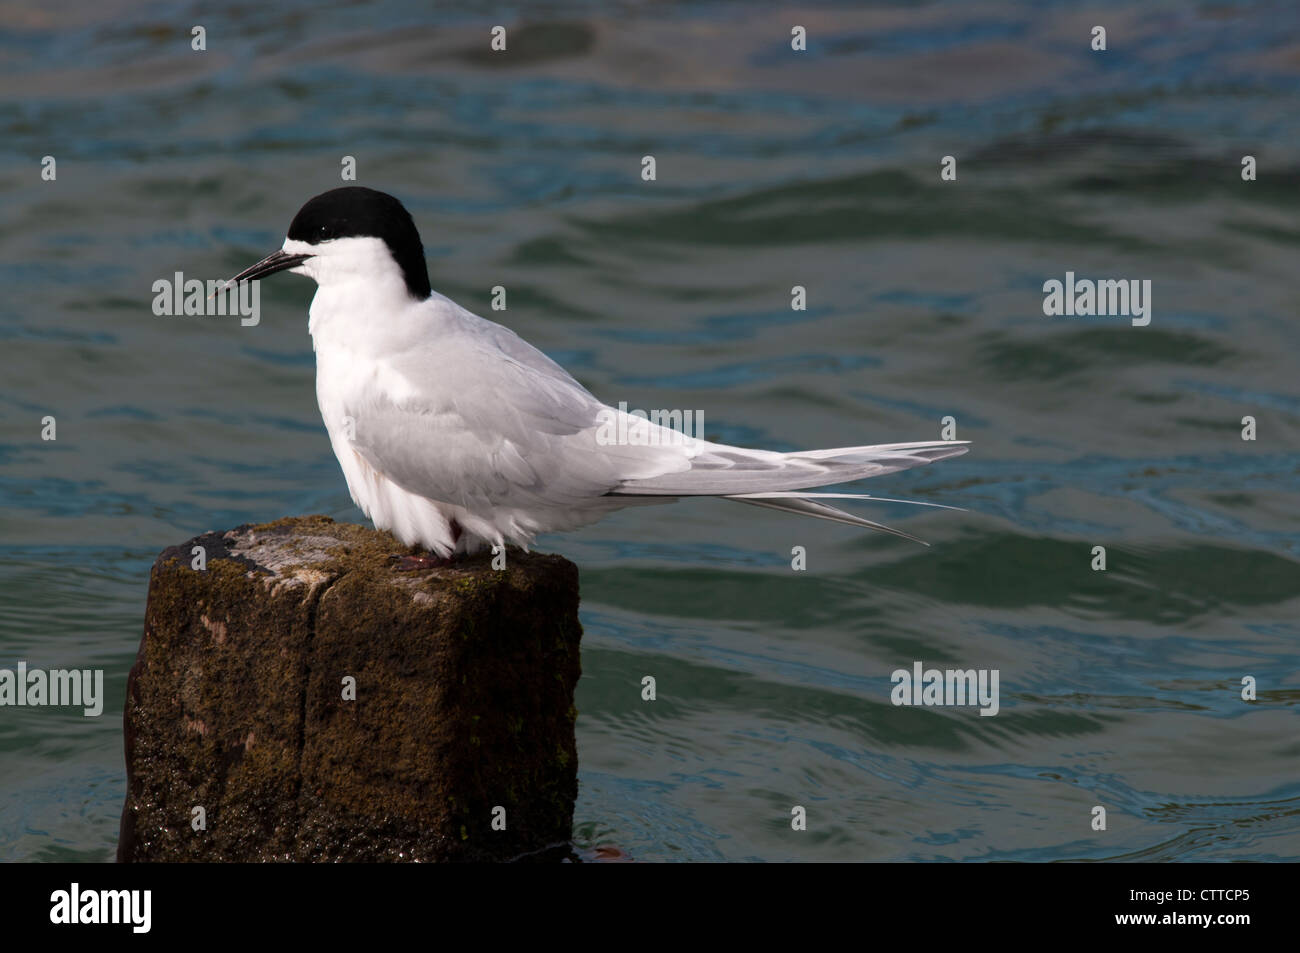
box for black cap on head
[287,187,431,299]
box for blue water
[2,0,1299,862]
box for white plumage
[231,189,968,558]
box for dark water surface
[2,0,1298,861]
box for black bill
[226,249,313,285]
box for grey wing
[341,318,690,512]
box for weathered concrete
[118,515,581,862]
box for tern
[227,187,968,563]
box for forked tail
[610,440,970,544]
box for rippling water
[2,0,1299,862]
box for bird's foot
[389,552,458,571]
